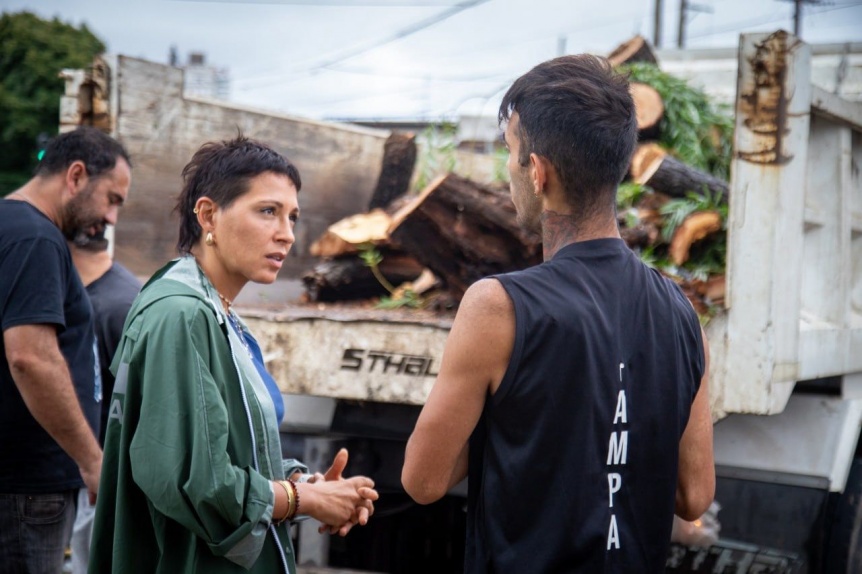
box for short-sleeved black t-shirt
[86,262,141,444]
[0,199,99,493]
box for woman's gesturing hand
[304,448,379,536]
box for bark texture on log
[388,173,542,296]
[631,82,664,140]
[633,154,728,201]
[302,251,425,302]
[607,35,658,68]
[368,132,417,210]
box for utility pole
[654,0,663,48]
[778,0,824,38]
[677,0,688,48]
[677,0,712,49]
[793,0,802,35]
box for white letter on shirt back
[613,390,627,424]
[607,431,628,465]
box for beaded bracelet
[286,479,300,521]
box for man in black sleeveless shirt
[403,55,714,573]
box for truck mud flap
[666,540,803,573]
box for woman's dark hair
[499,54,637,221]
[35,126,131,177]
[175,135,302,254]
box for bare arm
[402,279,514,504]
[4,324,102,494]
[675,329,715,521]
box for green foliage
[685,239,727,282]
[357,243,395,294]
[357,243,384,270]
[636,244,660,269]
[659,189,728,241]
[616,181,647,210]
[413,123,457,192]
[0,11,106,192]
[357,243,426,308]
[622,63,734,180]
[621,187,728,291]
[376,290,423,309]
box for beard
[62,184,106,246]
[511,168,542,235]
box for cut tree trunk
[310,209,392,258]
[630,143,667,181]
[388,173,542,296]
[302,251,425,302]
[669,211,722,265]
[632,153,728,202]
[367,132,417,210]
[631,82,664,140]
[607,35,659,68]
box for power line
[174,0,470,5]
[233,0,490,88]
[687,2,861,40]
[323,64,510,82]
[234,6,641,90]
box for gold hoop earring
[205,232,214,246]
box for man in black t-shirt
[0,127,131,574]
[403,56,714,573]
[68,233,141,574]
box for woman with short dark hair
[90,135,377,574]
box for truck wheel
[824,457,862,573]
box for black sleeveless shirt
[465,238,704,573]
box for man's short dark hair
[499,55,637,219]
[35,126,131,178]
[175,135,302,254]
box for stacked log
[607,35,658,68]
[303,251,425,302]
[607,36,730,315]
[630,146,728,202]
[303,173,542,303]
[631,83,664,140]
[368,132,417,210]
[388,173,542,297]
[300,35,732,316]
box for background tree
[0,11,105,194]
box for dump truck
[61,30,861,573]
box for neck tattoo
[540,211,581,260]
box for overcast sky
[3,0,861,120]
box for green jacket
[90,257,305,574]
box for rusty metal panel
[716,31,862,417]
[717,31,813,417]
